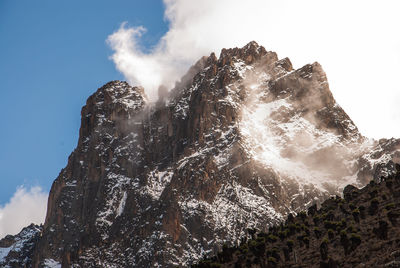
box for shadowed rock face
[1,42,399,267]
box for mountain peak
[78,80,147,145]
[1,42,399,267]
[88,80,147,111]
[218,41,271,66]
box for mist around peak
[107,0,400,138]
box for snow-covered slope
[3,42,399,267]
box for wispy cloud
[0,186,48,238]
[107,0,400,139]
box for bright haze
[108,0,400,139]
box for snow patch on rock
[146,169,174,200]
[43,258,61,268]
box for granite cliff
[1,42,399,267]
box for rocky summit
[1,41,399,267]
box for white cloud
[0,186,48,238]
[107,0,400,139]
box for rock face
[0,224,42,267]
[1,42,399,267]
[194,163,400,267]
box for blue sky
[0,0,167,204]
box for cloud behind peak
[107,0,400,139]
[0,186,47,238]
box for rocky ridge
[0,224,42,267]
[0,41,399,267]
